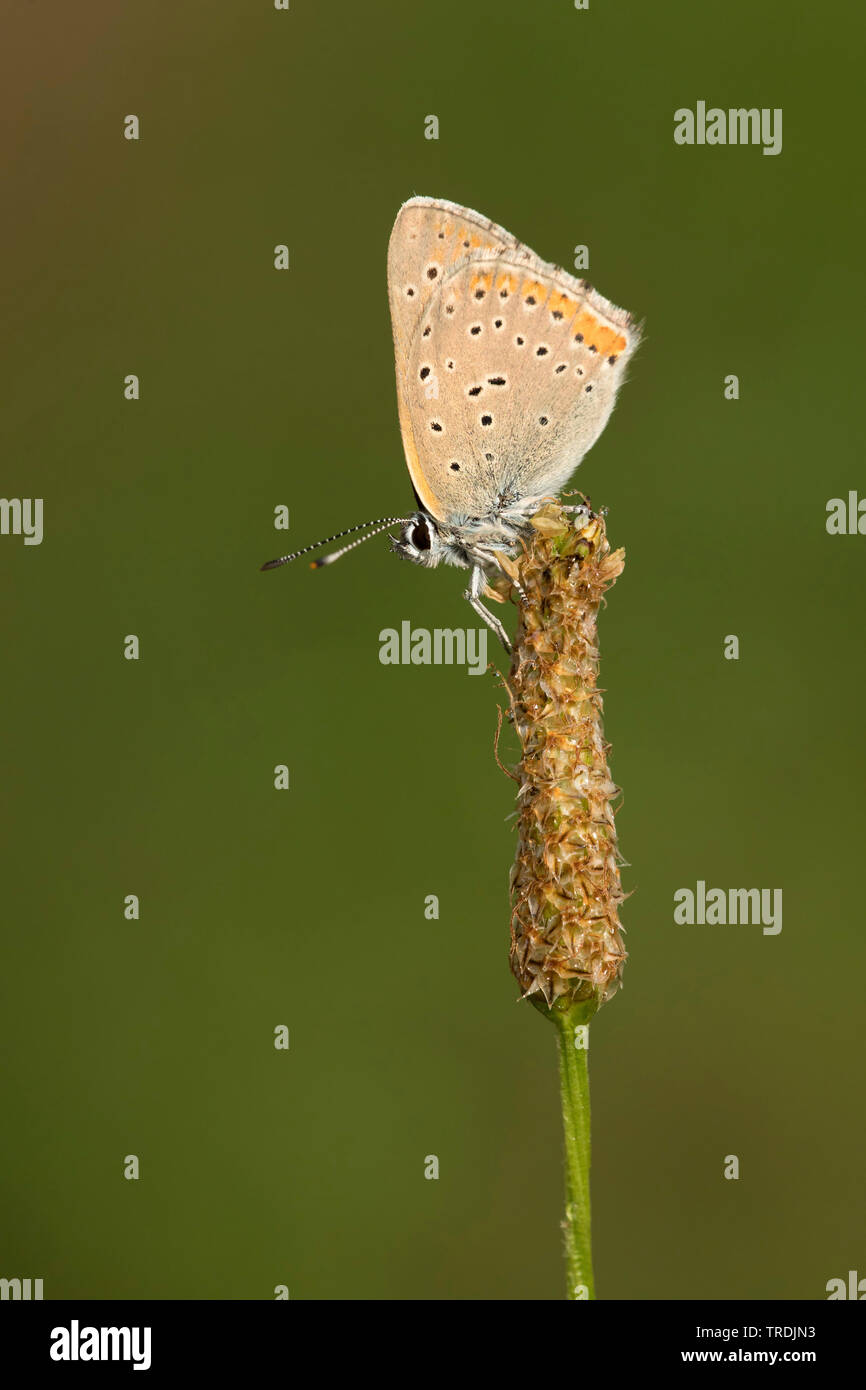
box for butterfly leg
[503,567,527,604]
[465,564,512,653]
[479,550,527,603]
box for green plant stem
[553,1003,596,1299]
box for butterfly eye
[411,521,431,551]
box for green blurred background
[2,0,863,1300]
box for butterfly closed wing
[387,197,640,646]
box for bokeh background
[1,0,863,1300]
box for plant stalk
[553,1002,595,1299]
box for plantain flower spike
[505,501,627,1013]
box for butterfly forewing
[388,198,519,518]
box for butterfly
[263,197,640,650]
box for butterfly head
[391,511,447,569]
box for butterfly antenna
[310,517,408,568]
[261,517,407,571]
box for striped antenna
[261,516,407,572]
[309,517,408,568]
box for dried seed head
[507,502,627,1011]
